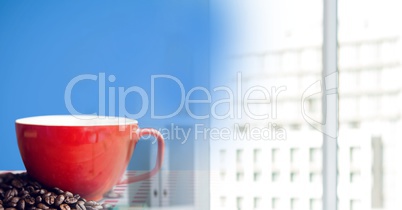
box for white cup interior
[16,115,138,126]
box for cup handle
[117,128,165,185]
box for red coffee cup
[15,115,165,201]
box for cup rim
[15,115,138,127]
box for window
[220,196,226,208]
[254,197,261,209]
[290,148,299,163]
[220,171,226,181]
[220,150,226,182]
[236,172,244,182]
[272,171,280,182]
[309,172,321,183]
[290,171,299,183]
[309,199,322,210]
[290,198,299,210]
[236,197,243,210]
[254,172,261,182]
[350,200,360,210]
[253,149,261,164]
[309,172,315,182]
[236,149,243,164]
[236,124,248,133]
[289,123,301,130]
[272,198,280,210]
[348,121,360,129]
[350,171,360,183]
[220,149,226,164]
[349,147,360,163]
[309,148,321,163]
[272,148,279,163]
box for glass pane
[338,0,402,209]
[211,0,323,209]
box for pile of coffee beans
[0,173,112,210]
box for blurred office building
[210,0,402,209]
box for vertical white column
[322,0,338,210]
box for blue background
[0,1,210,170]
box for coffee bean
[64,197,77,205]
[76,202,86,210]
[6,202,16,208]
[50,189,63,196]
[24,196,35,206]
[85,204,102,210]
[4,190,13,201]
[12,190,18,198]
[28,182,41,190]
[31,190,39,196]
[43,192,51,198]
[11,180,23,189]
[54,195,64,207]
[25,187,34,195]
[3,196,12,204]
[1,173,110,210]
[59,204,70,210]
[63,192,73,198]
[10,198,19,204]
[50,195,56,203]
[38,190,47,196]
[43,196,54,206]
[16,200,25,210]
[18,190,29,197]
[83,201,97,207]
[73,195,80,201]
[36,203,48,210]
[35,196,41,204]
